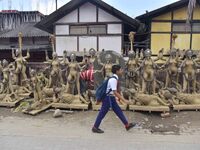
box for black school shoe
[126,122,137,131]
[92,127,104,133]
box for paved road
[0,109,200,150]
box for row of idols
[1,46,200,115]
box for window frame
[192,23,200,33]
[69,24,107,35]
[88,24,107,35]
[172,22,191,33]
[172,21,200,33]
[69,25,88,35]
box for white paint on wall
[55,25,69,35]
[56,36,77,56]
[98,8,121,22]
[79,2,97,22]
[107,24,122,34]
[79,36,97,51]
[99,36,122,53]
[57,9,78,23]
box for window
[192,23,200,32]
[70,25,107,35]
[88,25,106,34]
[70,26,87,35]
[172,23,191,32]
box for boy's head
[112,65,123,76]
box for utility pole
[56,0,58,10]
[8,0,12,10]
[37,0,40,11]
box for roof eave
[36,0,140,33]
[136,0,192,21]
[35,0,85,33]
[35,23,53,34]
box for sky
[0,0,179,17]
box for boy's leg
[111,97,129,126]
[93,96,110,128]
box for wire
[45,0,48,15]
[50,0,54,13]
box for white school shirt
[106,74,118,95]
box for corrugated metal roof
[0,29,11,35]
[0,44,50,50]
[0,22,50,38]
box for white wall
[56,3,122,24]
[99,36,122,53]
[80,2,97,22]
[54,2,124,55]
[56,36,77,56]
[98,8,121,22]
[79,36,97,51]
[55,25,69,35]
[57,9,78,23]
[107,24,122,34]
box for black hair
[112,65,121,74]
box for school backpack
[95,76,117,102]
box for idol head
[105,54,112,62]
[70,53,76,61]
[89,48,96,57]
[128,51,136,59]
[144,49,152,58]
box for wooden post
[56,0,58,10]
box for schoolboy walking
[92,65,136,133]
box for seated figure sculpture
[167,88,200,105]
[123,88,169,107]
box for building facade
[136,0,200,54]
[0,10,44,31]
[0,11,50,62]
[36,0,141,56]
